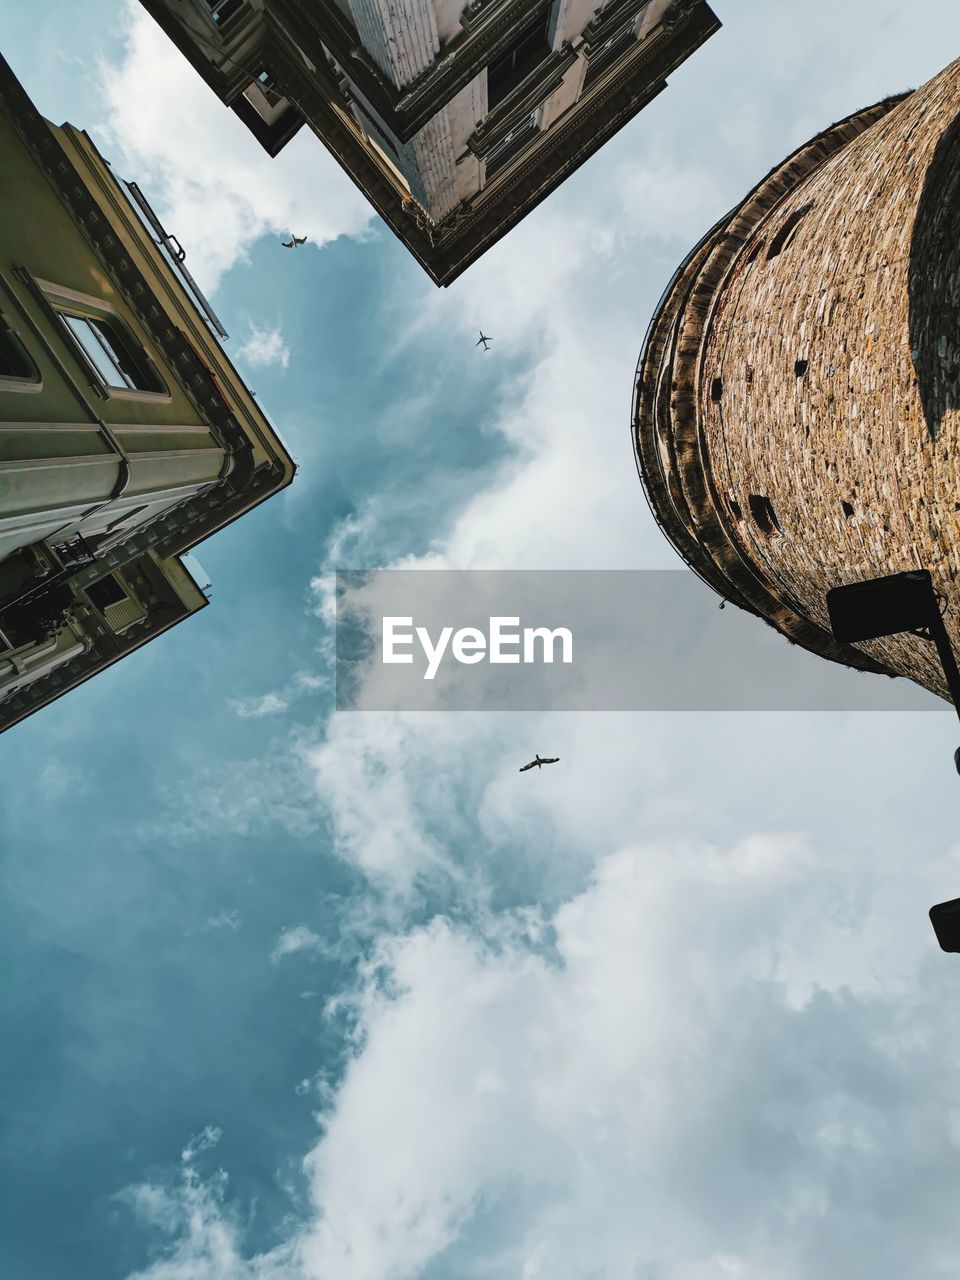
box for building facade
[633,56,960,702]
[136,0,719,284]
[0,53,295,732]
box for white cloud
[181,1125,223,1165]
[38,756,86,801]
[271,925,328,965]
[205,910,242,932]
[96,3,374,290]
[231,674,329,721]
[236,323,291,371]
[231,692,290,720]
[126,825,960,1279]
[118,4,960,1279]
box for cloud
[181,1126,223,1164]
[230,675,329,721]
[38,756,86,801]
[236,323,291,371]
[231,692,290,720]
[270,926,327,965]
[116,6,960,1279]
[140,737,324,843]
[96,2,374,290]
[125,825,960,1279]
[205,910,242,932]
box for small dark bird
[282,234,308,248]
[519,754,559,773]
[719,600,726,610]
[476,331,492,351]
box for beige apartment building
[0,53,295,732]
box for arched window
[748,494,781,537]
[767,203,813,260]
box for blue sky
[4,3,960,1278]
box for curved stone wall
[634,57,960,699]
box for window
[487,9,551,109]
[710,376,723,402]
[0,324,40,388]
[203,0,243,27]
[583,23,635,91]
[58,311,164,394]
[794,358,809,377]
[748,494,781,537]
[255,68,284,107]
[87,575,128,610]
[484,111,540,177]
[766,203,813,260]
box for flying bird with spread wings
[282,234,308,248]
[519,754,559,773]
[476,331,492,351]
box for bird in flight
[476,331,492,351]
[282,234,308,248]
[519,754,559,773]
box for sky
[3,2,960,1278]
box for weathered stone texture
[635,57,960,700]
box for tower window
[842,501,855,519]
[486,8,551,109]
[767,203,813,260]
[745,240,764,265]
[794,358,809,377]
[748,494,781,537]
[710,376,723,402]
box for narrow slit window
[748,494,781,537]
[767,203,813,260]
[745,240,764,265]
[794,359,809,377]
[842,500,855,519]
[710,376,723,402]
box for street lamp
[826,569,960,773]
[930,897,960,952]
[826,570,960,955]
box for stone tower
[633,56,960,701]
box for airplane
[282,234,308,248]
[476,331,492,351]
[519,754,559,772]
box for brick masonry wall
[637,57,960,701]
